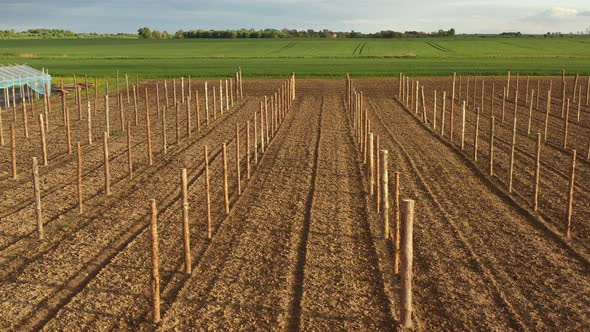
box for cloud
[528,7,585,21]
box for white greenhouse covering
[0,64,52,95]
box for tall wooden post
[441,91,447,137]
[489,116,495,176]
[11,124,17,179]
[76,142,83,213]
[433,90,437,130]
[369,133,374,195]
[474,107,480,161]
[247,121,251,180]
[149,199,161,323]
[544,89,551,142]
[223,143,230,214]
[528,90,535,134]
[400,199,414,330]
[566,150,576,238]
[394,172,401,274]
[66,106,72,154]
[204,146,212,239]
[533,133,541,211]
[461,101,466,150]
[509,118,517,193]
[181,169,192,274]
[87,101,92,145]
[254,112,258,164]
[127,121,133,179]
[563,99,570,149]
[381,150,389,239]
[146,89,153,166]
[103,132,111,196]
[39,114,48,166]
[236,124,242,195]
[32,157,43,239]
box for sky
[0,0,589,35]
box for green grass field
[1,37,589,78]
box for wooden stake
[127,121,133,179]
[461,101,466,150]
[105,95,110,137]
[39,114,48,166]
[376,135,381,212]
[23,99,29,138]
[451,72,456,120]
[143,89,153,166]
[11,124,17,179]
[433,90,437,130]
[125,74,130,103]
[586,76,590,106]
[204,146,212,239]
[119,93,125,132]
[489,116,495,176]
[66,106,72,154]
[528,90,535,134]
[381,150,389,239]
[181,168,191,274]
[162,107,167,154]
[369,133,374,195]
[563,99,570,149]
[394,172,400,274]
[149,199,161,324]
[223,143,230,214]
[441,91,446,136]
[173,78,177,106]
[544,89,551,142]
[103,132,111,196]
[254,112,258,163]
[181,77,185,104]
[186,97,192,138]
[32,157,43,239]
[533,133,541,211]
[474,107,480,161]
[164,80,169,109]
[76,142,83,213]
[566,149,576,238]
[509,117,517,193]
[175,103,180,143]
[219,80,223,114]
[247,121,251,180]
[577,86,582,123]
[156,83,161,120]
[195,91,201,131]
[133,85,138,125]
[400,199,414,330]
[236,123,241,195]
[213,87,217,119]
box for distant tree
[449,28,456,36]
[174,30,185,39]
[138,27,152,39]
[151,30,162,39]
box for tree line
[0,29,136,39]
[137,27,456,39]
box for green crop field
[1,37,589,78]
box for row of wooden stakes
[399,72,578,239]
[147,73,296,323]
[346,74,415,330]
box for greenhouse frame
[1,64,52,108]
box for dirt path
[294,93,393,330]
[159,88,393,331]
[368,95,590,330]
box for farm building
[0,64,51,108]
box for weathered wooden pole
[77,142,83,213]
[376,135,381,212]
[381,150,389,239]
[105,95,110,137]
[32,157,43,239]
[509,118,517,193]
[247,121,251,180]
[400,199,414,330]
[164,80,170,109]
[213,87,217,119]
[87,101,92,145]
[223,143,230,214]
[66,106,72,154]
[528,90,535,134]
[563,99,570,149]
[466,76,470,107]
[219,80,224,114]
[490,83,495,116]
[119,93,124,132]
[149,199,161,324]
[173,78,178,106]
[204,146,212,239]
[533,133,541,211]
[369,133,374,195]
[254,112,258,164]
[576,86,582,123]
[103,132,111,196]
[451,73,456,121]
[39,114,48,166]
[161,107,167,155]
[186,97,192,138]
[236,123,242,195]
[586,76,590,106]
[489,116,495,176]
[544,89,551,142]
[125,74,130,104]
[23,98,29,139]
[146,89,153,165]
[133,85,138,125]
[11,124,17,179]
[225,79,229,111]
[441,91,446,136]
[394,172,401,274]
[127,121,133,179]
[474,107,480,161]
[181,168,192,274]
[566,149,576,239]
[433,90,437,130]
[460,101,466,150]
